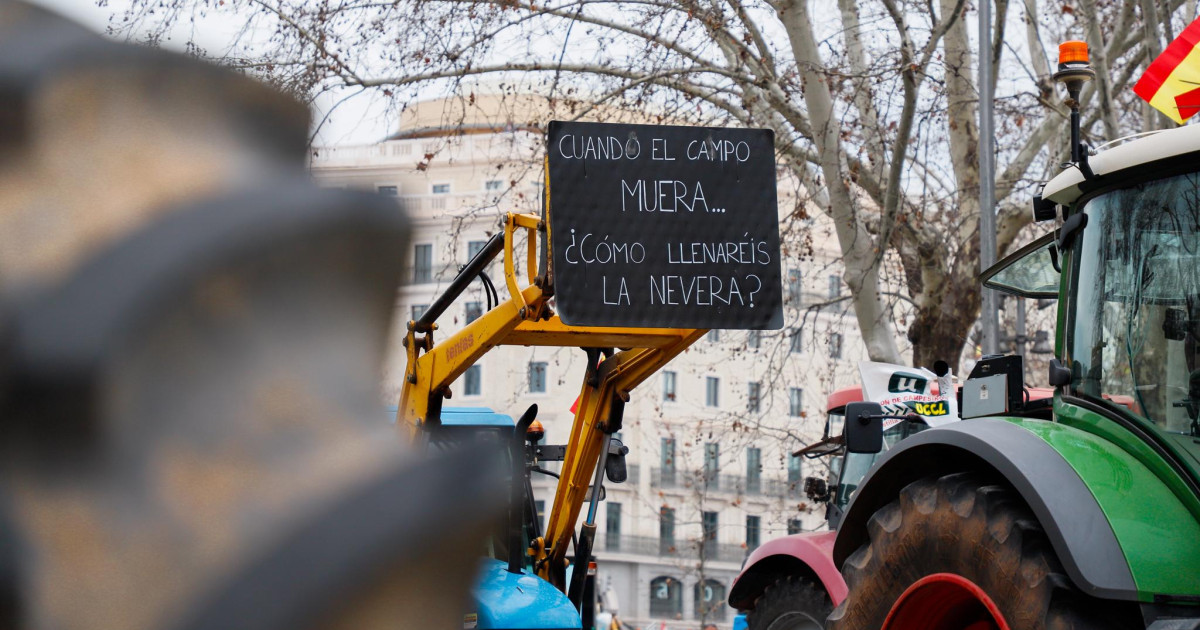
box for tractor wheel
[826,473,1134,630]
[747,576,831,630]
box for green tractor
[827,45,1200,629]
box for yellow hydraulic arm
[397,211,703,591]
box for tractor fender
[727,530,847,610]
[831,418,1139,601]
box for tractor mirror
[844,402,884,454]
[605,438,629,483]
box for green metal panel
[1009,411,1200,599]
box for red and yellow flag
[1134,18,1200,124]
[1137,18,1200,123]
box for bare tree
[109,0,1183,370]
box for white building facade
[311,97,875,630]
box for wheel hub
[881,573,1010,630]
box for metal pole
[978,0,1000,356]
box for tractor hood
[471,559,581,629]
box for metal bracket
[581,347,613,388]
[1057,212,1088,252]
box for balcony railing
[595,534,750,564]
[311,135,541,168]
[650,468,804,498]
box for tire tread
[827,473,1133,630]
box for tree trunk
[895,0,984,373]
[908,268,982,372]
[778,0,903,365]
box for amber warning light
[526,419,546,444]
[1059,41,1089,67]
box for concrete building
[311,96,872,629]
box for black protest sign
[547,121,783,330]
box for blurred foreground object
[0,3,503,630]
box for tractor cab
[394,407,529,563]
[797,386,934,528]
[983,133,1200,451]
[397,404,583,629]
[831,414,930,517]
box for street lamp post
[979,0,1000,356]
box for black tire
[826,473,1135,630]
[747,576,831,630]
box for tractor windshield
[1071,171,1200,436]
[426,425,527,564]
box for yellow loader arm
[397,212,702,591]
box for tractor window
[1071,172,1200,435]
[827,410,845,439]
[983,231,1060,299]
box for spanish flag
[1134,18,1200,124]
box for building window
[649,577,682,617]
[789,387,804,417]
[467,239,488,261]
[788,454,803,498]
[660,438,676,486]
[746,447,761,494]
[706,376,720,407]
[694,579,728,621]
[701,511,718,542]
[606,502,622,551]
[377,185,398,196]
[528,361,547,393]
[747,330,761,349]
[747,381,761,413]
[707,329,721,344]
[790,328,803,353]
[787,519,803,535]
[467,238,492,275]
[659,506,676,553]
[432,183,451,194]
[828,274,841,298]
[704,442,720,490]
[746,515,761,550]
[787,269,802,303]
[662,370,677,402]
[485,179,504,191]
[464,365,482,396]
[829,332,843,359]
[465,301,482,324]
[413,243,433,284]
[411,304,429,322]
